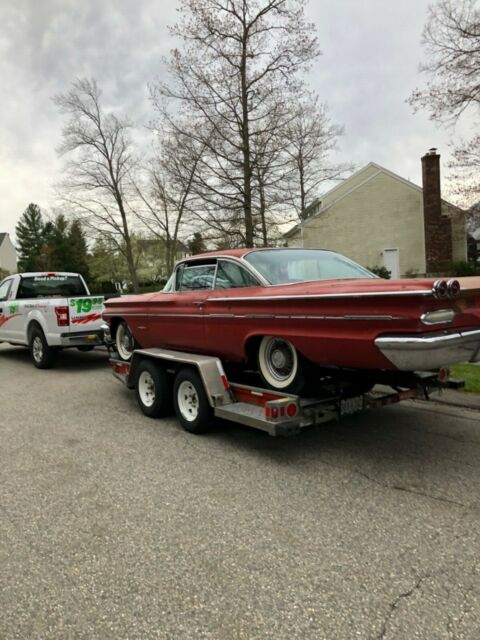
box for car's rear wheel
[115,321,136,361]
[257,336,306,394]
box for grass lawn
[450,363,480,393]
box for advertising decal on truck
[69,297,104,325]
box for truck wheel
[30,327,55,369]
[173,368,212,434]
[115,321,136,361]
[257,336,306,394]
[135,359,172,418]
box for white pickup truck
[0,272,107,368]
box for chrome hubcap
[117,324,134,359]
[266,340,294,381]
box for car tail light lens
[55,305,69,327]
[447,279,461,297]
[432,279,449,299]
[438,367,450,382]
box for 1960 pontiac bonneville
[103,248,480,393]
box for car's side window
[176,264,217,291]
[0,279,12,301]
[215,260,259,289]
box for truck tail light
[55,305,70,327]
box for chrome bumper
[375,328,480,371]
[60,323,110,347]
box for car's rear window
[16,275,88,299]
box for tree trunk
[240,31,254,247]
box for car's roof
[192,248,250,259]
[185,247,333,260]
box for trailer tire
[173,368,212,434]
[30,326,55,369]
[135,359,172,418]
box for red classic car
[103,248,480,393]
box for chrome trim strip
[105,312,403,321]
[211,290,432,302]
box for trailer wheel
[173,368,212,434]
[257,336,306,394]
[135,359,172,418]
[30,327,55,369]
[115,321,136,361]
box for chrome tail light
[432,279,449,299]
[447,279,461,297]
[432,279,461,299]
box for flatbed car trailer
[110,347,464,436]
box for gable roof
[285,161,464,238]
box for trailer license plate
[340,396,364,416]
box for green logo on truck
[70,298,103,314]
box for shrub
[367,265,391,279]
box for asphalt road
[0,343,479,640]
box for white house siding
[0,235,17,273]
[292,171,427,276]
[320,164,381,209]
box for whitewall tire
[115,322,136,361]
[257,336,305,393]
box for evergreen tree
[187,232,206,255]
[39,214,70,271]
[15,204,45,271]
[67,220,90,279]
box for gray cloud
[0,0,471,239]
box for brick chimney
[421,148,452,274]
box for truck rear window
[17,275,88,299]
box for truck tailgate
[67,296,105,331]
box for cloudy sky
[0,0,470,240]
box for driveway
[0,343,479,639]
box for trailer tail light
[265,399,299,421]
[286,402,298,418]
[55,305,69,327]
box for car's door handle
[192,301,205,306]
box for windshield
[16,274,88,299]
[244,249,376,285]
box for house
[284,150,467,277]
[0,233,17,274]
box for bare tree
[155,0,320,247]
[54,78,140,292]
[135,122,207,272]
[282,93,352,220]
[409,0,480,215]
